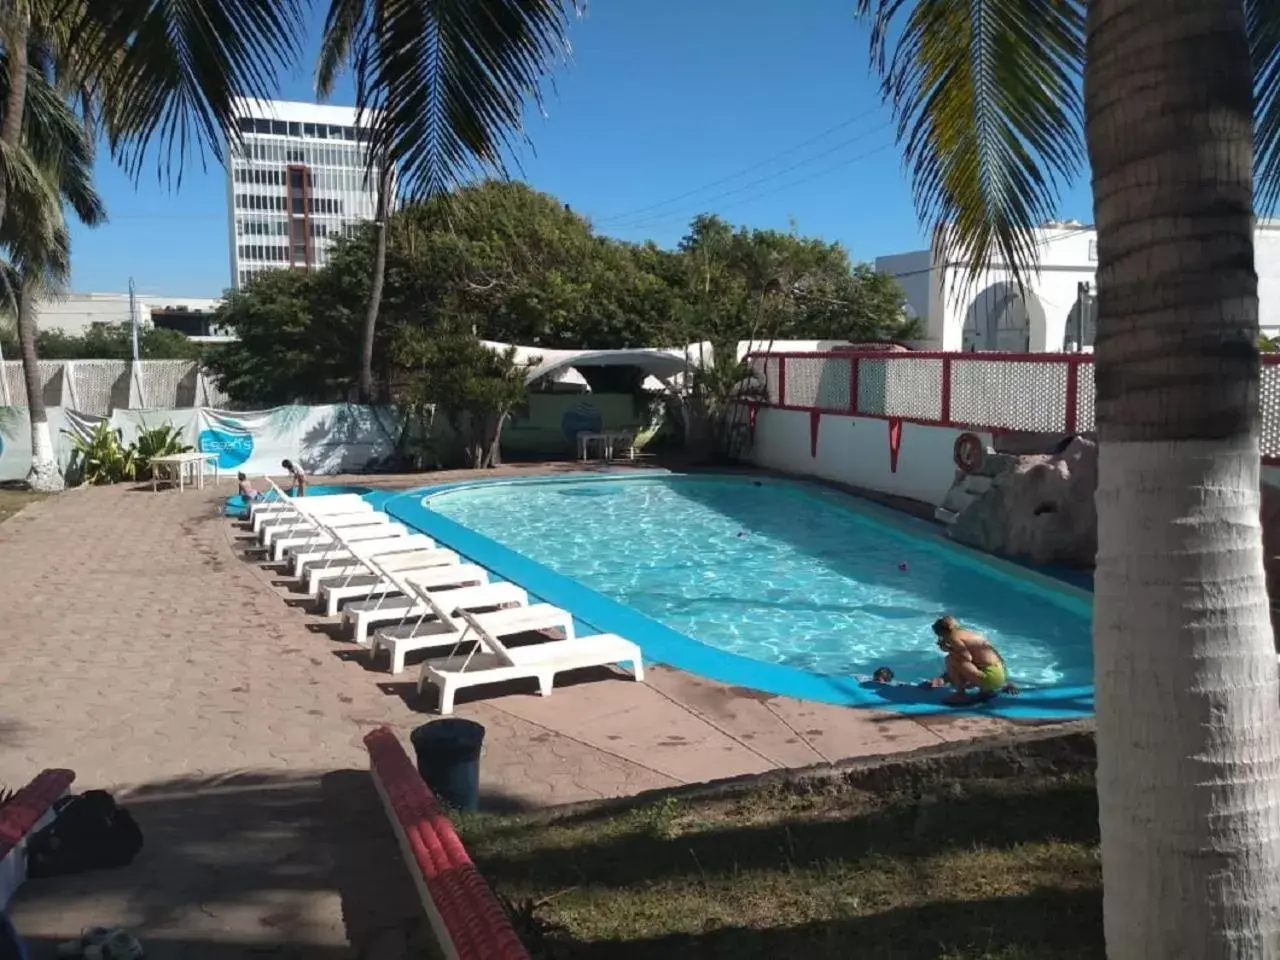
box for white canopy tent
[481,338,855,396]
[481,340,714,393]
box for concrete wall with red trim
[751,407,990,506]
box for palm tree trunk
[0,2,28,214]
[16,284,59,490]
[359,161,392,403]
[1,9,57,491]
[1086,0,1280,954]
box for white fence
[0,360,229,415]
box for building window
[236,117,254,133]
[254,118,271,134]
[288,122,301,137]
[271,120,287,135]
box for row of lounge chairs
[243,484,645,714]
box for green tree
[204,270,360,405]
[15,322,203,360]
[392,326,532,468]
[858,0,1280,952]
[315,0,579,400]
[669,213,915,347]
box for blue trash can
[409,719,486,811]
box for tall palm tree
[0,21,105,489]
[0,0,301,488]
[315,0,579,401]
[2,0,577,475]
[857,0,1280,953]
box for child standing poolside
[281,459,307,497]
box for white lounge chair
[319,548,467,615]
[301,536,442,591]
[342,570,521,646]
[250,490,365,520]
[294,532,437,581]
[251,493,370,533]
[417,608,643,714]
[260,508,386,548]
[370,573,575,675]
[270,517,406,562]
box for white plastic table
[151,452,220,492]
[576,431,636,461]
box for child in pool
[237,472,260,501]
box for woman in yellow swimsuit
[928,615,1016,705]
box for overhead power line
[592,105,891,227]
[612,136,898,235]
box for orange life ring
[954,432,984,473]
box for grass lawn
[0,485,45,524]
[455,765,1102,959]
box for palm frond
[65,0,305,185]
[18,67,105,227]
[324,0,579,198]
[1251,0,1280,212]
[0,159,71,288]
[316,0,365,98]
[0,31,105,298]
[856,0,1085,289]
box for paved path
[0,477,1016,956]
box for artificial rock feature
[945,437,1098,568]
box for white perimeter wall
[751,407,989,506]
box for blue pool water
[425,475,1093,689]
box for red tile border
[0,769,74,861]
[364,727,529,960]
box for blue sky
[68,0,1094,298]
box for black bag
[25,791,143,878]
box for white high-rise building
[225,97,386,289]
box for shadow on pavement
[9,769,432,960]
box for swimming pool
[416,474,1092,691]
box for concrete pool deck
[0,466,1037,955]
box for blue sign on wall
[560,401,603,442]
[199,427,254,469]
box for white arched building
[877,219,1280,352]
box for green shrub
[133,424,192,479]
[64,421,191,485]
[65,423,137,485]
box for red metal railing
[747,350,1280,462]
